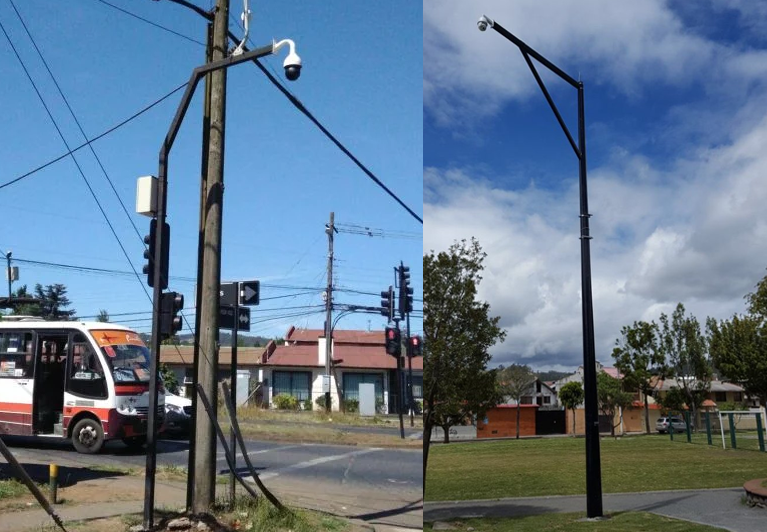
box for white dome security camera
[273,39,302,81]
[477,15,494,32]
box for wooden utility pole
[193,0,229,513]
[187,20,214,511]
[324,212,334,412]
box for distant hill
[142,332,274,347]
[535,370,571,382]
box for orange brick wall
[477,406,536,438]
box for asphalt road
[1,434,423,529]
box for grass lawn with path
[426,434,767,501]
[425,511,725,531]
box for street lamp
[477,15,603,518]
[143,39,303,530]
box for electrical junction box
[136,175,158,217]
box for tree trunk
[442,424,450,443]
[571,408,576,435]
[644,393,650,434]
[423,410,433,494]
[516,404,521,439]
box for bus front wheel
[71,418,104,454]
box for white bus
[0,318,164,453]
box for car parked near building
[163,391,192,436]
[656,416,687,434]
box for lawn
[426,434,767,501]
[424,511,724,531]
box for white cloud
[424,113,767,370]
[424,0,766,126]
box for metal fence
[667,410,766,452]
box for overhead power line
[95,0,423,225]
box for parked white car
[164,391,192,436]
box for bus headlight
[117,403,137,416]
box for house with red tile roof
[159,326,423,414]
[259,326,422,413]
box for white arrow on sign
[242,285,257,302]
[239,313,249,324]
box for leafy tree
[423,238,506,485]
[659,303,710,429]
[653,386,687,415]
[33,284,76,320]
[497,364,535,439]
[160,363,179,394]
[96,309,110,323]
[612,320,664,434]
[597,372,633,437]
[558,381,584,435]
[706,274,767,408]
[10,284,40,316]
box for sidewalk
[1,473,421,532]
[425,487,767,532]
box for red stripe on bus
[114,384,148,395]
[0,402,32,413]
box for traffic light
[380,285,394,322]
[143,219,157,287]
[160,291,184,338]
[384,326,401,356]
[409,335,422,357]
[398,265,413,317]
[142,219,170,289]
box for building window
[411,375,423,399]
[715,391,727,403]
[734,392,743,402]
[543,396,551,404]
[343,373,383,403]
[272,371,311,400]
[520,396,533,405]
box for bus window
[0,332,34,378]
[67,333,107,399]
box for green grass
[213,494,348,532]
[426,434,767,501]
[424,511,724,531]
[0,479,28,500]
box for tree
[612,320,664,434]
[96,309,110,323]
[558,381,584,435]
[423,238,506,486]
[10,284,40,316]
[659,303,710,429]
[597,372,633,437]
[33,284,76,320]
[497,364,535,439]
[160,363,179,395]
[708,314,767,407]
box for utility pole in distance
[324,212,336,413]
[194,0,229,513]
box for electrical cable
[95,0,206,46]
[0,16,153,307]
[0,81,187,191]
[10,1,146,244]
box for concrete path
[425,487,767,532]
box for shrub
[415,400,424,414]
[375,398,386,415]
[273,393,299,410]
[302,398,313,411]
[344,399,359,413]
[315,395,330,410]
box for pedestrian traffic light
[142,219,170,289]
[409,335,422,357]
[160,291,184,338]
[384,326,401,356]
[398,265,413,317]
[380,285,394,322]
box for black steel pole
[6,252,11,298]
[406,312,414,427]
[577,83,603,518]
[229,285,239,506]
[481,17,603,518]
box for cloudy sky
[424,0,767,371]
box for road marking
[254,447,382,481]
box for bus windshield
[90,330,151,384]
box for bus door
[32,333,68,434]
[0,330,35,436]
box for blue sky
[0,0,422,340]
[424,0,767,370]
